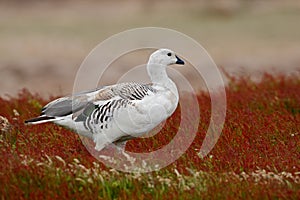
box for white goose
[25,49,185,151]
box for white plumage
[25,49,185,151]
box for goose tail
[25,115,56,125]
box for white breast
[112,84,178,137]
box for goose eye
[167,53,172,57]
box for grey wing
[75,82,156,119]
[75,83,156,124]
[41,82,156,119]
[41,86,104,117]
[41,96,87,117]
[74,83,157,130]
[110,82,157,100]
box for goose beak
[175,55,185,65]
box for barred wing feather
[25,83,156,125]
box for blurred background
[0,0,300,97]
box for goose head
[148,48,184,66]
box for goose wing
[41,82,156,120]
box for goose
[25,48,185,151]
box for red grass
[0,74,299,199]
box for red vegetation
[128,74,300,173]
[0,74,299,199]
